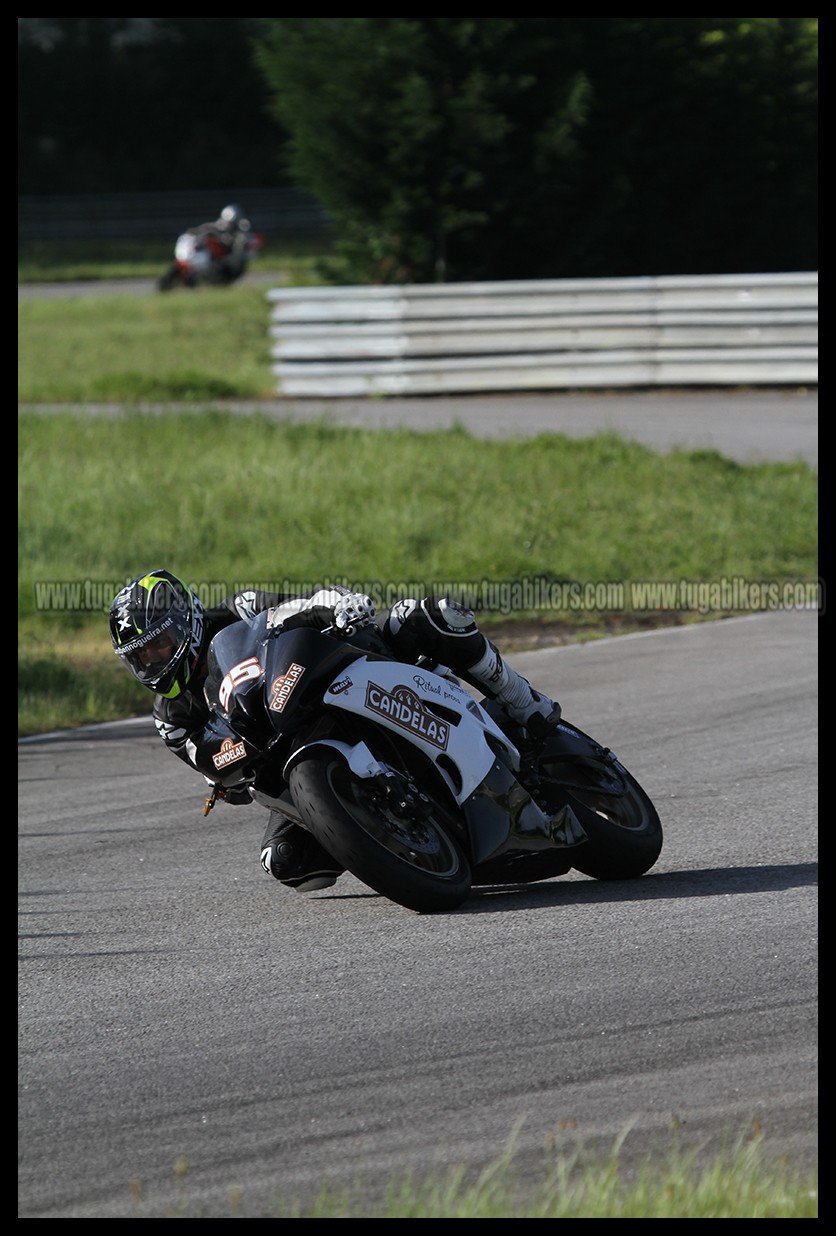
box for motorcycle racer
[157,203,259,289]
[109,570,561,894]
[188,203,253,282]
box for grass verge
[18,412,818,736]
[124,1123,817,1218]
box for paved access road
[19,276,817,469]
[220,387,818,468]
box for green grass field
[18,409,818,736]
[18,259,818,739]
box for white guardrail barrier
[267,271,817,398]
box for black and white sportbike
[203,610,663,914]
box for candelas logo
[269,663,305,712]
[212,737,247,769]
[365,682,450,750]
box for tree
[565,18,818,276]
[253,17,817,282]
[254,18,591,281]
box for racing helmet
[109,570,205,698]
[220,203,244,228]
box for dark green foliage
[254,18,592,282]
[254,17,817,282]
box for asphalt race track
[19,353,818,1215]
[19,611,818,1217]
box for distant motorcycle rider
[188,203,253,282]
[109,570,561,894]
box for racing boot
[466,641,561,739]
[260,811,345,893]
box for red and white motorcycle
[157,226,264,291]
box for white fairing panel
[321,656,518,802]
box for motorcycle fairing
[318,654,518,803]
[461,759,588,865]
[184,708,263,787]
[314,655,587,864]
[174,232,213,273]
[206,617,363,743]
[207,617,584,865]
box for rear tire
[288,753,472,913]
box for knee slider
[385,595,483,665]
[422,596,478,638]
[421,596,484,667]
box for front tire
[157,265,180,291]
[288,753,472,913]
[535,724,663,880]
[568,770,662,880]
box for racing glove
[333,592,376,633]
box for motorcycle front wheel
[157,265,181,291]
[288,753,472,913]
[566,768,662,880]
[534,722,663,880]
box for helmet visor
[116,612,190,688]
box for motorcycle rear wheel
[288,753,472,913]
